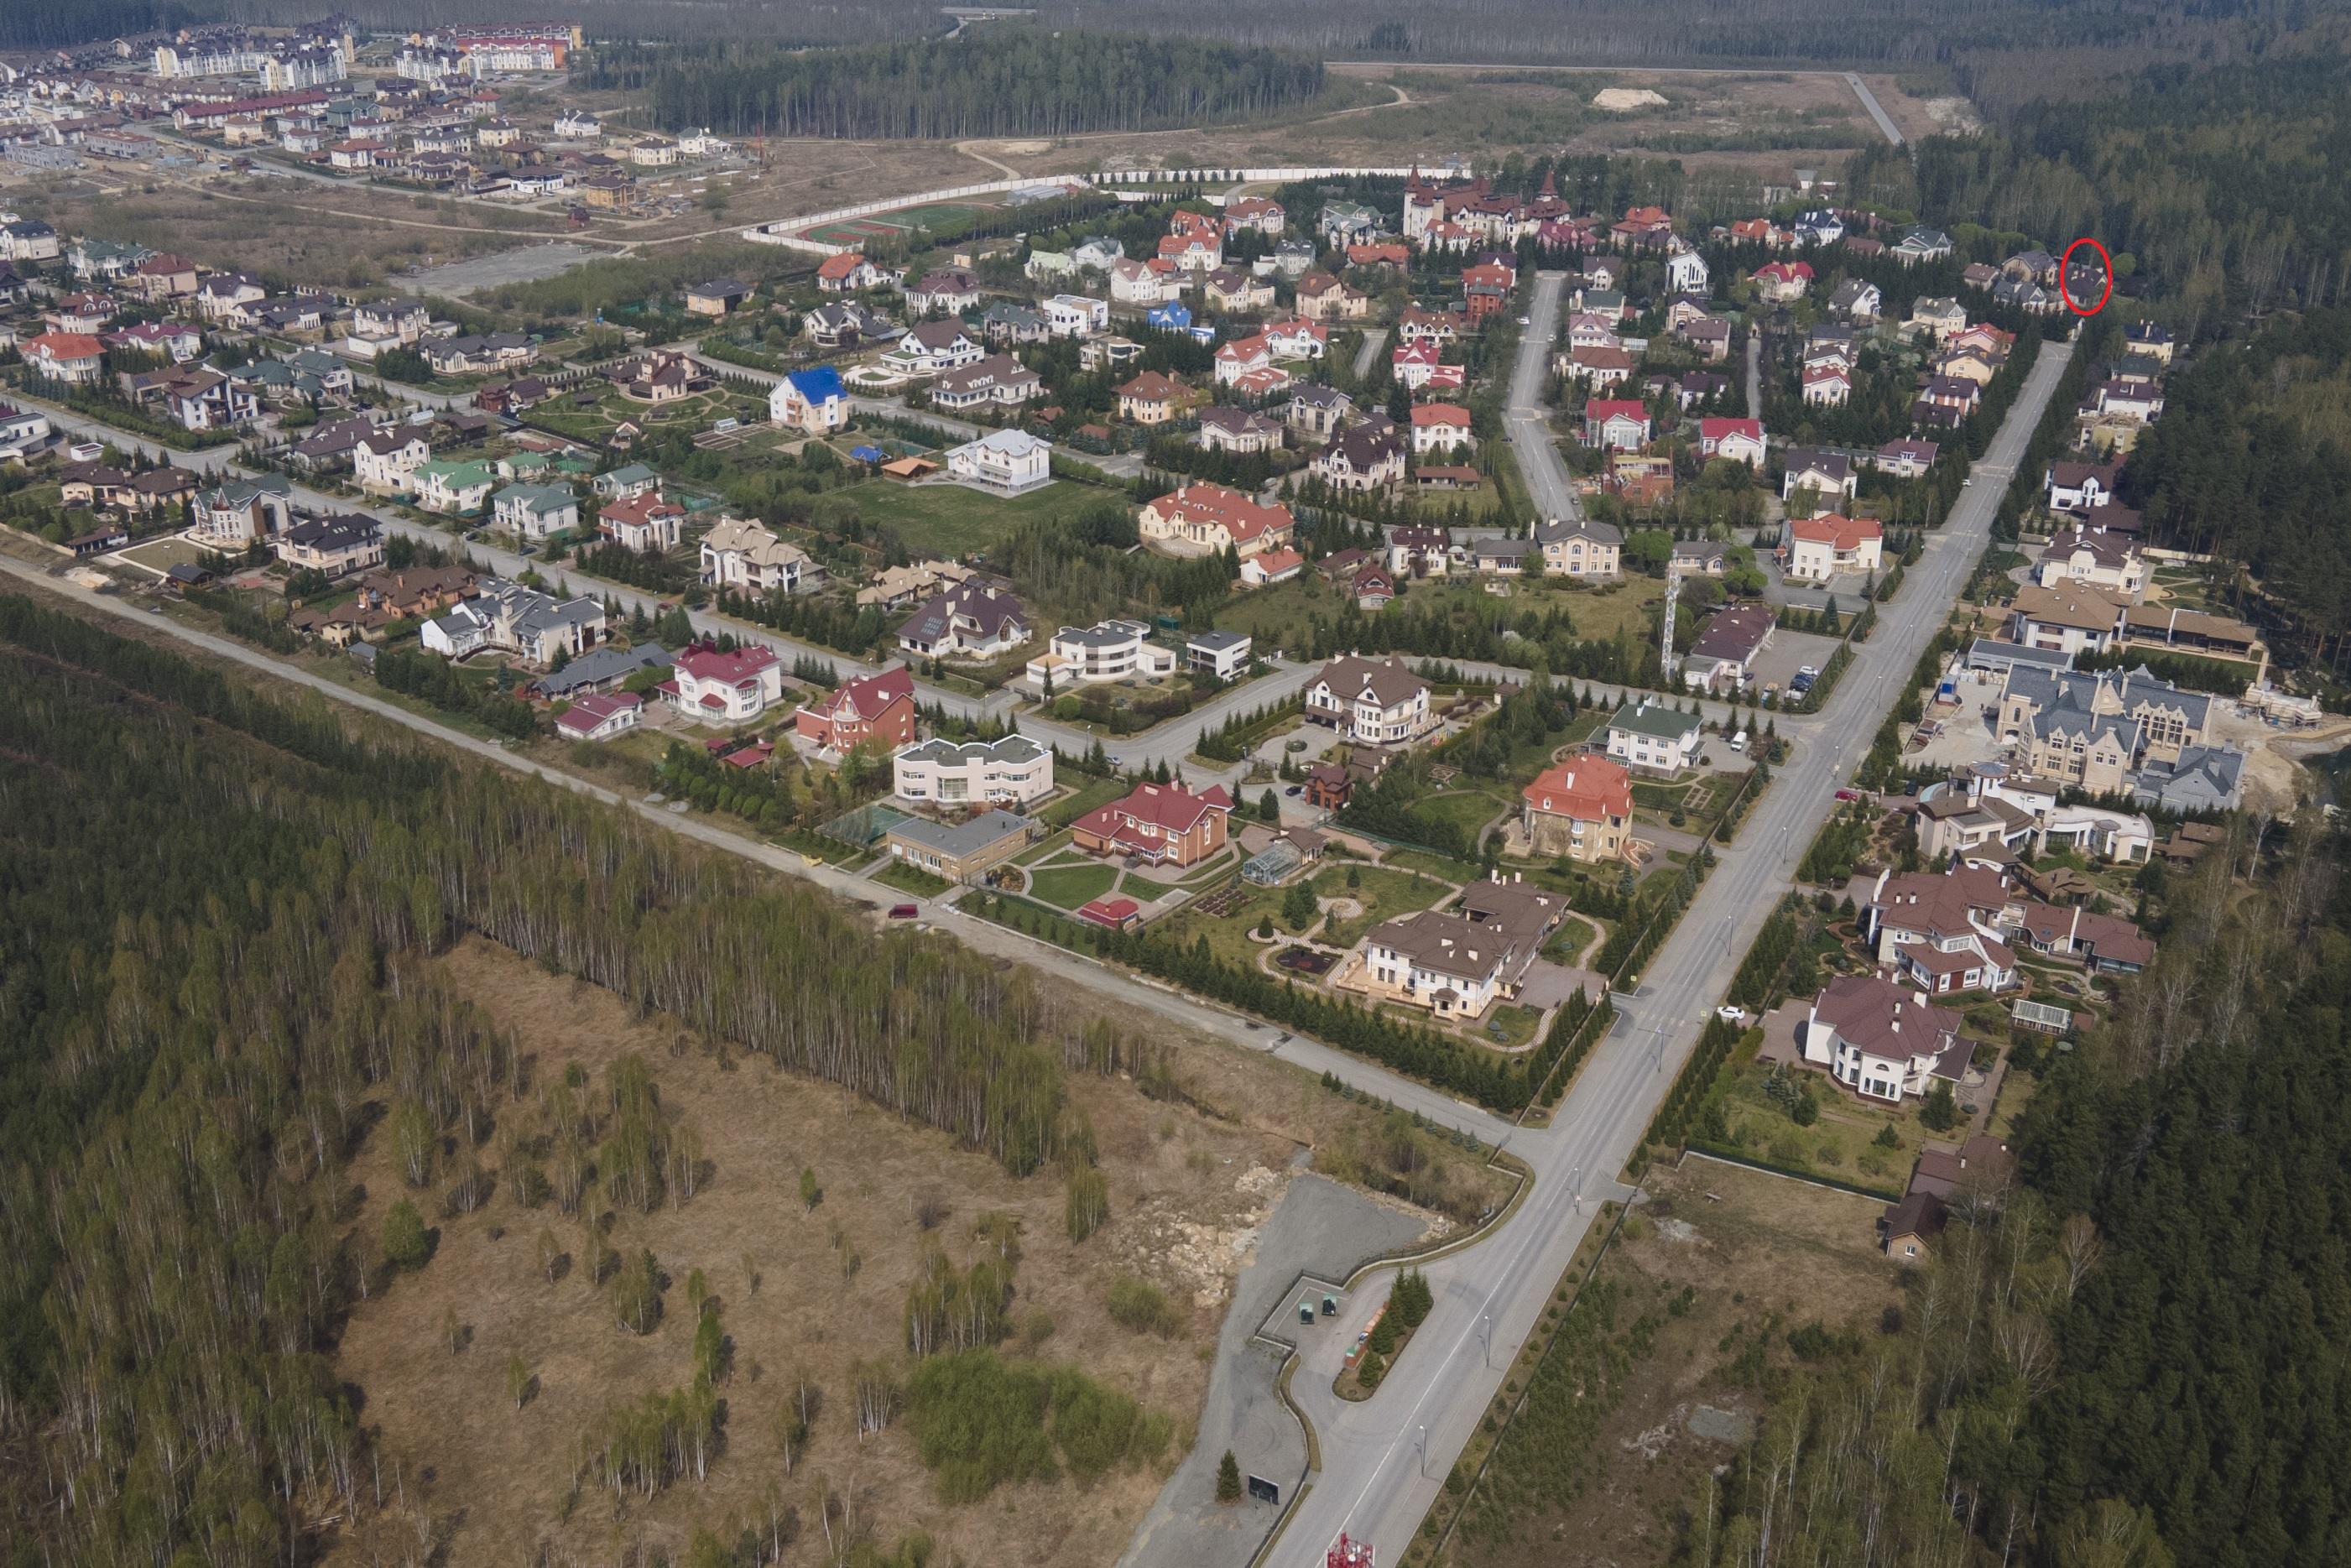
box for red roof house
[1071,781,1233,868]
[793,665,915,752]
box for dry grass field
[328,937,1500,1567]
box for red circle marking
[2061,237,2113,316]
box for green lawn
[1482,1004,1545,1050]
[875,861,952,898]
[1153,886,1279,968]
[1043,775,1128,831]
[1014,826,1076,864]
[1411,785,1514,841]
[1381,847,1487,883]
[1313,863,1454,950]
[1704,1043,1955,1197]
[833,477,1109,559]
[1540,914,1600,966]
[1028,862,1119,909]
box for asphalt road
[1503,273,1582,524]
[1845,71,1907,147]
[1265,332,2074,1567]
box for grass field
[1028,861,1119,909]
[114,535,205,576]
[1311,862,1455,950]
[803,217,910,245]
[835,477,1106,559]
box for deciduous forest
[0,594,1150,1563]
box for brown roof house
[1796,972,1971,1106]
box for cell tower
[1660,559,1687,680]
[1327,1532,1374,1568]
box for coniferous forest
[588,28,1328,139]
[0,594,1141,1563]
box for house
[1801,362,1852,407]
[0,219,61,263]
[1606,701,1704,775]
[23,332,106,384]
[1522,756,1634,862]
[701,515,821,596]
[2035,523,2148,600]
[352,428,434,494]
[1109,258,1172,305]
[413,460,496,516]
[1353,567,1397,608]
[1024,618,1176,691]
[352,297,431,345]
[889,320,985,375]
[930,355,1042,412]
[894,735,1054,808]
[1294,270,1368,322]
[1239,544,1306,587]
[1024,249,1075,284]
[1198,406,1285,455]
[1138,482,1295,559]
[816,252,880,293]
[597,491,685,553]
[859,560,972,611]
[1315,425,1405,491]
[1223,195,1286,234]
[2046,460,2121,513]
[1205,268,1273,312]
[1582,399,1651,451]
[1304,655,1433,747]
[107,320,206,364]
[358,565,479,622]
[1537,517,1624,580]
[2134,743,2247,814]
[1262,318,1328,362]
[1187,629,1254,680]
[1905,295,1968,342]
[896,583,1030,659]
[1409,403,1475,456]
[1213,334,1272,387]
[2124,320,2175,365]
[1040,294,1108,338]
[983,302,1050,345]
[1996,665,2212,794]
[594,463,661,503]
[655,640,785,723]
[0,403,52,464]
[1780,449,1857,503]
[1697,417,1766,470]
[795,665,916,752]
[1681,602,1776,693]
[275,513,383,579]
[766,365,849,435]
[1559,343,1636,390]
[805,302,897,350]
[1801,975,1969,1104]
[1892,226,1953,265]
[2092,380,2164,424]
[555,690,643,742]
[1116,372,1191,425]
[48,294,119,335]
[2008,581,2125,659]
[1875,439,1941,479]
[1752,261,1813,301]
[904,268,981,315]
[492,482,579,539]
[1671,540,1728,576]
[1828,278,1882,321]
[944,429,1053,496]
[1071,781,1233,867]
[1073,236,1128,272]
[191,477,294,548]
[1862,867,2021,996]
[1353,878,1565,1023]
[884,810,1033,883]
[1286,383,1353,439]
[1785,515,1884,583]
[685,277,750,317]
[421,576,605,667]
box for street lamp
[1482,1313,1493,1367]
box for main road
[1267,333,2074,1568]
[1502,272,1583,524]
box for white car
[1716,1004,1749,1024]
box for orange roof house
[1521,755,1635,862]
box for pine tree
[1217,1450,1243,1503]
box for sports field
[804,216,909,245]
[800,200,993,245]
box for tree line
[588,26,1328,138]
[0,591,1170,1563]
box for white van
[1728,731,1749,753]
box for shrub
[1107,1274,1182,1336]
[1065,1165,1110,1242]
[382,1199,429,1271]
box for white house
[493,482,578,539]
[1861,867,2021,997]
[1664,248,1709,294]
[1409,403,1476,456]
[1041,294,1108,337]
[1186,629,1254,680]
[1026,618,1176,692]
[701,515,822,596]
[1785,515,1884,583]
[1800,975,1968,1105]
[663,642,786,723]
[1605,701,1704,775]
[945,430,1052,495]
[555,690,644,742]
[769,367,848,433]
[1304,655,1432,747]
[421,576,604,667]
[893,734,1056,808]
[353,429,433,494]
[1108,258,1172,305]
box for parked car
[1716,1004,1749,1024]
[888,903,919,919]
[1834,788,1861,801]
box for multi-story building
[1137,482,1295,560]
[1071,781,1233,867]
[1605,701,1705,775]
[1303,655,1433,747]
[1996,665,2212,794]
[1521,756,1635,862]
[893,735,1055,808]
[701,515,822,596]
[661,642,785,724]
[795,666,916,753]
[1860,867,2022,997]
[1353,878,1566,1022]
[1799,975,1969,1104]
[1024,619,1176,692]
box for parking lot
[1750,628,1847,696]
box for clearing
[833,477,1111,560]
[328,935,1497,1568]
